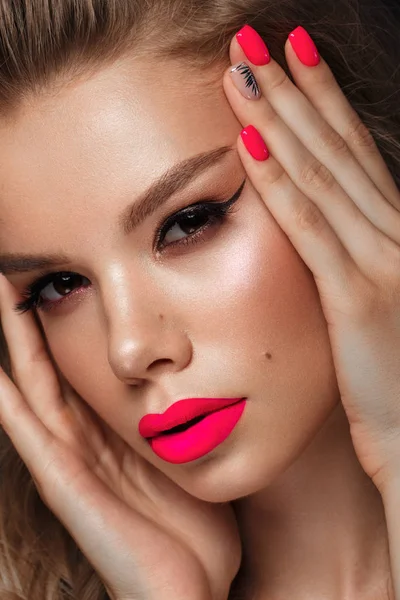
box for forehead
[0,57,238,251]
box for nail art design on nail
[230,62,261,100]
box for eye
[14,272,90,315]
[39,273,88,302]
[155,179,245,250]
[161,206,222,246]
[14,179,246,315]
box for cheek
[183,197,328,360]
[152,207,340,500]
[44,196,336,446]
[44,310,114,414]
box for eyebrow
[0,145,234,275]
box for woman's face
[0,56,339,502]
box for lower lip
[147,399,247,464]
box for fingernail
[240,125,269,161]
[230,62,261,100]
[288,26,320,67]
[236,25,270,66]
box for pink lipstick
[139,397,247,464]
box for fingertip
[284,35,300,71]
[229,31,248,66]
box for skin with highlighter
[0,16,400,600]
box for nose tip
[108,328,192,384]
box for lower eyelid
[38,275,90,308]
[157,212,227,252]
[28,191,244,313]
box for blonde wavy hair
[0,0,398,598]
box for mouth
[143,398,248,464]
[138,397,245,439]
[152,414,207,438]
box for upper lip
[138,397,245,439]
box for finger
[0,354,173,600]
[29,447,174,600]
[0,342,56,478]
[223,69,391,272]
[229,32,400,245]
[283,30,400,208]
[235,129,358,299]
[0,275,66,428]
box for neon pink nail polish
[288,26,320,67]
[240,125,269,161]
[236,25,270,66]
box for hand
[223,25,400,496]
[0,275,241,600]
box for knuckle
[354,286,386,325]
[262,160,286,186]
[262,104,279,126]
[33,445,64,506]
[293,200,325,234]
[347,273,395,324]
[378,243,400,294]
[346,116,376,151]
[267,70,289,93]
[15,346,51,384]
[316,124,348,155]
[299,159,335,192]
[311,66,337,92]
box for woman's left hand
[223,25,400,496]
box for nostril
[149,358,174,370]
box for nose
[107,306,193,385]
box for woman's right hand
[0,274,241,600]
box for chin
[176,450,286,503]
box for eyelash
[14,180,246,315]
